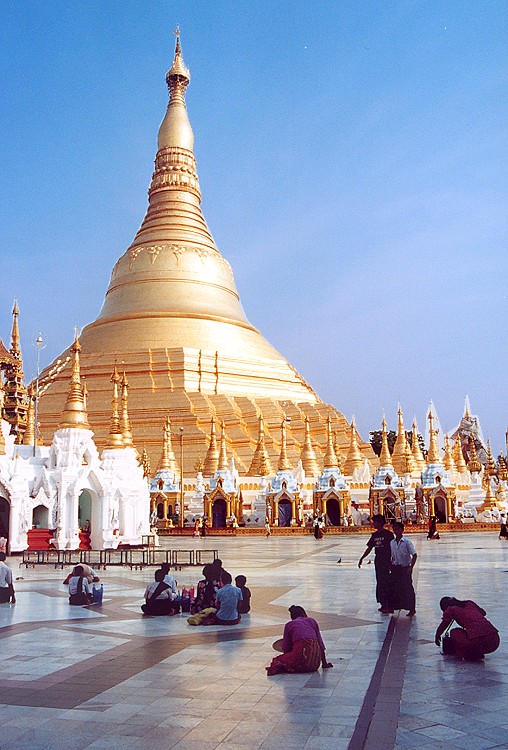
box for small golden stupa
[37,31,373,472]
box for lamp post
[179,427,184,528]
[31,331,47,457]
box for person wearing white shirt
[0,553,15,604]
[390,522,417,617]
[160,563,177,599]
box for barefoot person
[266,605,333,675]
[435,597,500,661]
[358,514,394,614]
[390,522,417,617]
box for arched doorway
[32,505,49,529]
[326,498,341,526]
[0,496,9,541]
[212,497,227,528]
[78,490,93,531]
[434,494,447,523]
[278,498,292,527]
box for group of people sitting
[141,558,251,626]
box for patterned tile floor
[0,533,507,750]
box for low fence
[21,547,219,570]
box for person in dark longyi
[358,514,394,614]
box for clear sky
[1,1,507,452]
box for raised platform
[158,522,501,536]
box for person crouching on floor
[201,571,243,625]
[435,596,500,661]
[266,605,333,676]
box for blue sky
[0,1,507,451]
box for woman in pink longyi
[435,596,500,661]
[266,606,333,676]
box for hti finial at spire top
[167,25,190,87]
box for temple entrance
[278,499,292,527]
[157,503,164,519]
[212,498,227,528]
[326,498,341,526]
[78,490,94,549]
[434,495,447,523]
[0,496,9,542]
[32,505,49,529]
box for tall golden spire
[120,371,134,448]
[248,416,272,476]
[344,417,363,476]
[333,431,344,471]
[323,415,338,469]
[484,440,497,480]
[203,417,219,475]
[277,419,292,471]
[443,434,455,471]
[105,366,124,449]
[426,411,441,464]
[158,416,178,472]
[453,434,467,473]
[411,418,426,472]
[59,332,90,429]
[217,421,229,471]
[23,384,36,447]
[482,477,497,511]
[498,455,508,481]
[300,416,319,475]
[467,438,481,474]
[141,447,151,480]
[379,416,393,467]
[392,405,409,474]
[82,378,89,412]
[3,300,28,442]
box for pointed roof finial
[166,26,190,91]
[379,415,393,467]
[411,418,426,472]
[203,417,219,475]
[426,409,441,465]
[443,433,455,471]
[484,440,497,479]
[218,421,229,471]
[464,395,472,419]
[105,365,124,449]
[10,300,21,358]
[468,437,481,474]
[344,417,363,475]
[323,414,338,469]
[120,371,134,448]
[277,419,292,471]
[392,405,409,474]
[249,415,272,476]
[158,416,178,472]
[300,416,320,475]
[59,331,91,430]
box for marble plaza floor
[1,532,507,750]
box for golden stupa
[37,32,374,473]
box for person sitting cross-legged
[142,570,179,616]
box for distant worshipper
[435,597,500,661]
[0,552,15,604]
[68,565,93,605]
[141,570,179,616]
[358,514,394,614]
[235,575,251,613]
[266,605,333,675]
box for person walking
[390,522,417,617]
[358,514,394,614]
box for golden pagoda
[3,302,29,442]
[483,440,497,483]
[59,332,90,430]
[157,416,178,473]
[443,434,455,472]
[392,406,410,475]
[411,418,426,473]
[453,434,468,473]
[323,416,338,469]
[344,417,363,476]
[379,416,393,467]
[36,32,374,472]
[467,438,482,474]
[300,417,320,475]
[426,411,442,465]
[248,416,273,476]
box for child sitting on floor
[235,575,251,613]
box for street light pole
[179,427,184,528]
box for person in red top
[266,605,333,675]
[435,596,500,661]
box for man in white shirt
[0,552,15,604]
[160,563,177,599]
[390,522,417,617]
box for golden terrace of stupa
[36,33,374,473]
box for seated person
[202,571,242,625]
[68,565,93,605]
[142,570,179,616]
[64,563,99,585]
[191,563,220,614]
[435,596,500,661]
[266,605,333,675]
[235,575,251,613]
[160,562,178,598]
